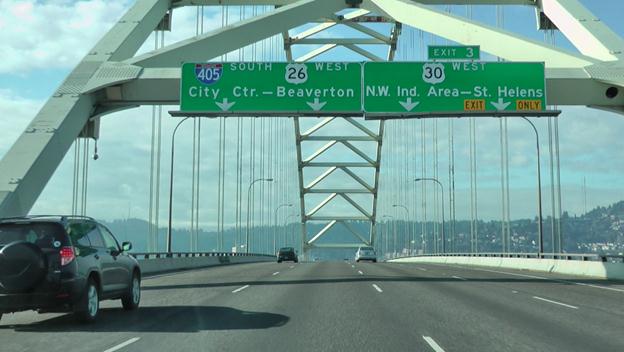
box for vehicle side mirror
[122,241,132,252]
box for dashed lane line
[272,272,280,276]
[452,275,467,281]
[232,285,250,293]
[533,296,579,309]
[372,284,383,293]
[103,338,141,352]
[358,270,364,275]
[423,336,446,352]
[470,267,624,293]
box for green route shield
[363,61,546,114]
[180,62,362,113]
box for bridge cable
[496,4,512,253]
[546,28,563,253]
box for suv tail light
[60,246,75,266]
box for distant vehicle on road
[277,247,298,263]
[0,215,141,323]
[355,246,377,263]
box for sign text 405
[195,64,223,84]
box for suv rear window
[0,222,68,249]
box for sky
[1,0,624,232]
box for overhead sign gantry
[177,60,557,118]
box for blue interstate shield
[194,63,223,85]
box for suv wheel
[121,273,141,310]
[74,278,99,323]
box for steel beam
[302,117,336,136]
[107,67,624,108]
[305,166,338,189]
[540,0,624,61]
[307,220,338,244]
[343,44,385,62]
[176,1,536,6]
[306,189,372,194]
[295,44,337,62]
[127,0,346,67]
[306,193,338,217]
[340,194,373,218]
[0,0,171,217]
[367,0,597,68]
[340,220,372,246]
[308,216,371,221]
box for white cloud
[0,0,131,74]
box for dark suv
[277,247,298,263]
[0,216,141,323]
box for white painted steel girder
[128,0,345,68]
[105,67,624,108]
[367,0,597,68]
[539,0,624,61]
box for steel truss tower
[0,0,622,256]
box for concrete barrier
[137,254,275,275]
[390,256,624,280]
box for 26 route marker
[363,61,546,115]
[180,62,361,114]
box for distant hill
[100,201,624,257]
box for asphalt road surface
[1,261,623,352]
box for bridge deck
[1,262,622,352]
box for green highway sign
[428,45,480,60]
[363,61,546,114]
[180,62,361,113]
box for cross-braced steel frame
[0,0,622,257]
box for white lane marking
[358,270,364,275]
[232,285,250,293]
[574,282,624,293]
[416,267,427,271]
[272,272,280,276]
[289,265,295,269]
[103,338,141,352]
[533,296,579,309]
[351,265,355,268]
[474,267,624,293]
[372,284,383,293]
[452,275,467,281]
[512,290,519,294]
[423,336,446,352]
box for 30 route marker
[180,62,361,113]
[363,61,546,115]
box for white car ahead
[355,246,377,263]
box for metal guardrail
[130,252,276,260]
[395,252,624,263]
